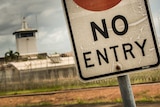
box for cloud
[37,26,71,54]
[0,0,71,57]
[0,35,16,57]
[149,0,160,42]
[0,0,159,57]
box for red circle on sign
[73,0,121,11]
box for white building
[13,17,38,55]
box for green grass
[16,102,52,107]
[0,86,62,96]
[0,81,118,96]
[136,97,158,103]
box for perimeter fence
[0,61,160,92]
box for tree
[5,50,20,62]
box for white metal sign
[63,0,160,81]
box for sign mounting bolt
[116,65,121,71]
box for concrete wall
[16,37,37,55]
[0,64,79,91]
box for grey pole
[117,75,136,107]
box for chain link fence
[0,61,160,92]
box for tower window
[21,33,34,37]
[16,32,35,38]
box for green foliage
[5,50,20,62]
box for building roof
[13,29,38,35]
[10,57,75,71]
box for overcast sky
[0,0,159,57]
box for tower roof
[13,17,37,35]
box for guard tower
[13,17,38,55]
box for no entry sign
[63,0,160,81]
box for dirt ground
[55,103,160,107]
[0,83,160,107]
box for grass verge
[16,102,52,107]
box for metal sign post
[118,75,136,107]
